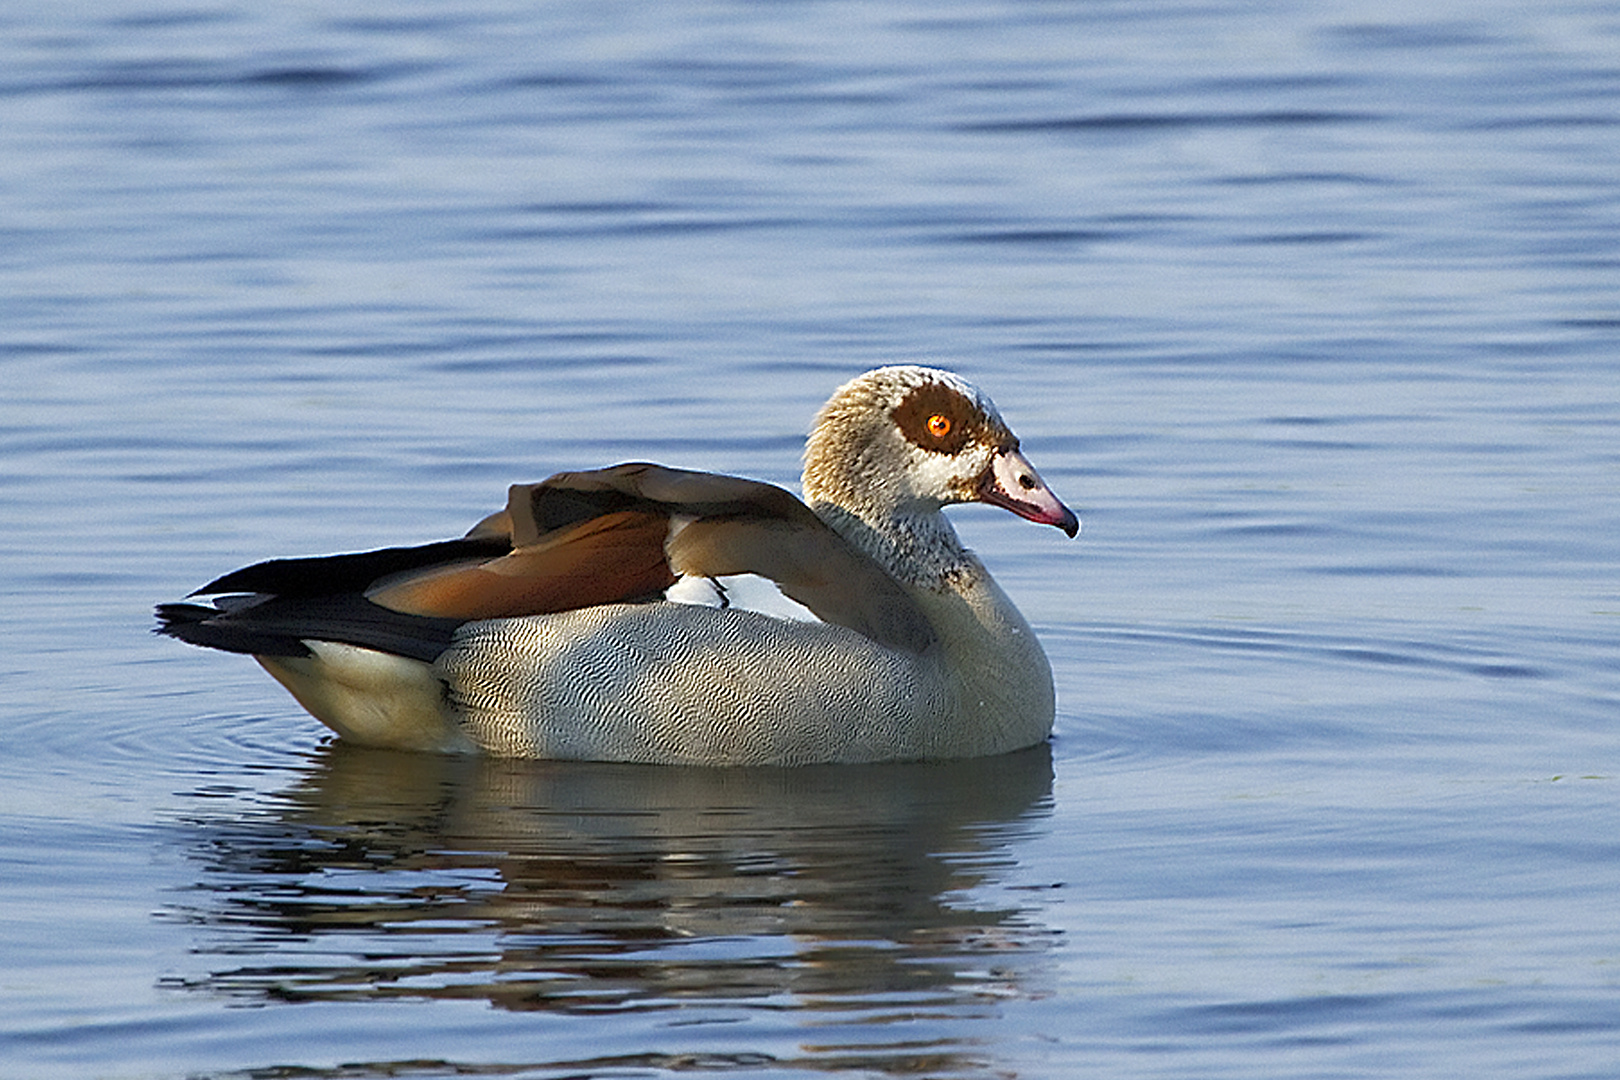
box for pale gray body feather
[440,601,952,765]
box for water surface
[2,1,1617,1077]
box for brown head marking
[892,381,983,455]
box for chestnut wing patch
[429,463,935,653]
[366,508,677,620]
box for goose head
[802,366,1078,578]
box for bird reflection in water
[161,742,1058,1073]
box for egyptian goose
[157,366,1079,764]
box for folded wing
[156,463,935,661]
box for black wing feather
[191,537,512,599]
[159,536,513,661]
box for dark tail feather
[155,600,313,657]
[154,594,462,663]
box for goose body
[157,366,1078,765]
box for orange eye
[927,414,952,438]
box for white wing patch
[664,573,822,624]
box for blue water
[3,1,1618,1077]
